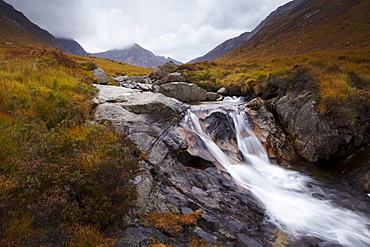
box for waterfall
[182,101,370,247]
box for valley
[0,0,369,246]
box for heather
[0,49,139,246]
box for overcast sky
[4,0,291,62]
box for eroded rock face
[269,92,364,162]
[243,98,298,165]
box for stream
[182,99,370,246]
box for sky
[4,0,291,62]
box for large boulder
[95,84,188,124]
[161,61,178,73]
[149,61,178,81]
[92,67,109,84]
[164,72,186,83]
[217,87,228,95]
[159,82,208,103]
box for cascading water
[182,99,370,247]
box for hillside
[188,0,305,63]
[217,0,370,62]
[90,43,181,68]
[0,0,65,51]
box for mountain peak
[56,38,88,56]
[90,43,182,68]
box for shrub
[83,62,98,71]
[67,225,115,247]
[137,212,201,236]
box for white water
[183,103,370,246]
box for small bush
[84,62,98,71]
[137,212,201,236]
[67,225,115,247]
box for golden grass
[67,225,115,247]
[0,48,139,245]
[138,212,201,236]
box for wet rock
[136,161,179,213]
[204,112,234,143]
[243,98,298,164]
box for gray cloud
[4,0,291,62]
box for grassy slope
[0,46,150,245]
[218,0,370,62]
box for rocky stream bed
[91,79,370,247]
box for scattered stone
[206,92,220,101]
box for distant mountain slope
[56,38,87,56]
[187,0,304,63]
[188,31,252,63]
[0,0,66,51]
[218,0,369,62]
[90,43,182,68]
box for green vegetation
[0,49,139,246]
[179,52,370,124]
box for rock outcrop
[269,92,365,163]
